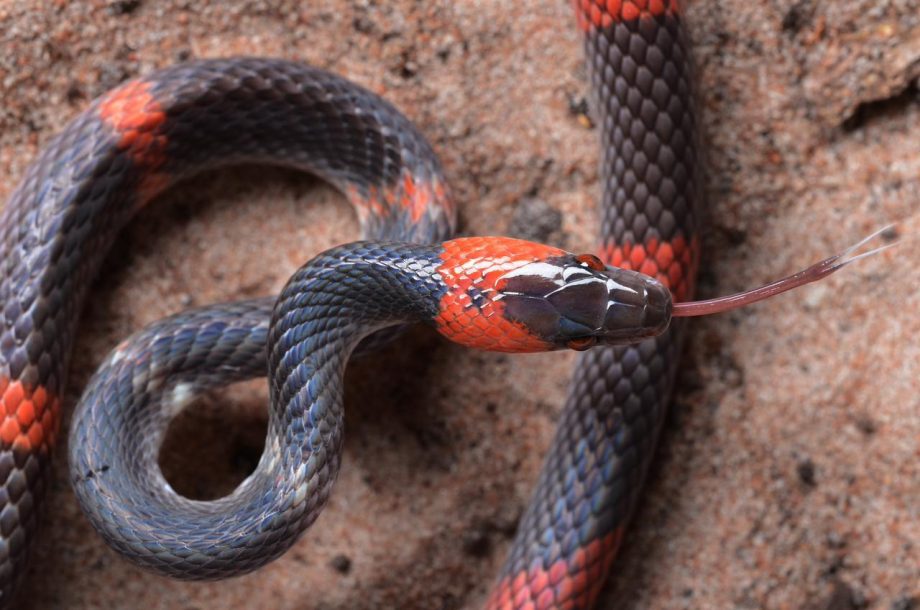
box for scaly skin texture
[69,244,446,578]
[484,2,700,608]
[69,235,673,578]
[0,1,699,607]
[0,58,454,606]
[434,237,565,352]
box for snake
[0,0,699,608]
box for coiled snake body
[0,1,698,608]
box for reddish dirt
[0,1,917,609]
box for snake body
[487,3,699,607]
[0,1,699,608]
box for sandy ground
[0,1,918,609]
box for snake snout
[598,268,673,345]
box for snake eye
[566,336,597,351]
[576,254,605,271]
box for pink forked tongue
[672,224,901,318]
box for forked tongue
[672,224,901,318]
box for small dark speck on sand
[797,458,817,487]
[329,554,352,574]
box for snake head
[496,252,672,351]
[434,238,672,353]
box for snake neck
[268,240,446,410]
